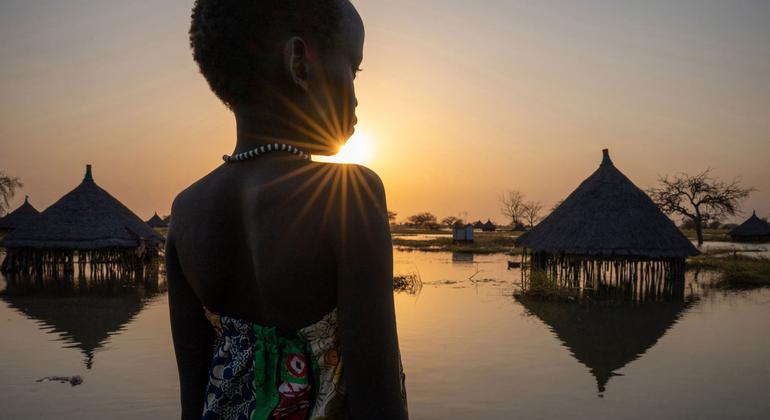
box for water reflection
[451,252,474,263]
[516,295,697,395]
[0,271,166,369]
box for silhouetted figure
[168,1,407,419]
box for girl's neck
[233,108,306,156]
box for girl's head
[190,0,364,154]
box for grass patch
[679,228,730,242]
[391,229,523,255]
[687,255,770,285]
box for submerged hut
[729,211,770,243]
[453,222,474,243]
[0,165,162,278]
[482,220,497,232]
[0,196,40,234]
[145,212,168,228]
[511,222,527,232]
[516,150,699,293]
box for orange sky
[1,0,769,224]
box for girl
[166,1,408,419]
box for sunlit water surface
[1,250,769,419]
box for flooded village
[1,149,769,419]
[3,0,770,417]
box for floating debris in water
[424,279,460,286]
[393,272,423,295]
[36,375,83,386]
[470,278,499,284]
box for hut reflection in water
[516,294,696,395]
[0,269,165,369]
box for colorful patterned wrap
[201,308,406,420]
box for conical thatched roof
[516,150,699,258]
[145,212,167,228]
[0,196,39,231]
[729,211,770,239]
[516,296,696,394]
[0,165,161,249]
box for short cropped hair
[190,0,346,108]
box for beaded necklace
[223,143,310,163]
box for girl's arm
[166,227,215,419]
[332,165,408,420]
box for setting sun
[313,129,374,165]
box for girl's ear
[283,36,309,91]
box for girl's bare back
[170,158,340,331]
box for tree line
[3,167,759,247]
[390,169,758,247]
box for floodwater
[392,233,448,241]
[698,241,770,258]
[1,250,769,419]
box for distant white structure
[453,223,475,243]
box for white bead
[223,143,308,163]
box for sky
[1,0,769,224]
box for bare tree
[0,171,23,216]
[499,190,525,226]
[522,201,543,228]
[648,169,754,246]
[441,216,463,228]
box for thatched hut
[473,220,484,230]
[511,222,527,232]
[482,220,497,232]
[516,150,699,291]
[0,165,162,278]
[0,196,40,234]
[729,211,770,243]
[145,212,168,228]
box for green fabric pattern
[281,340,310,385]
[249,324,321,420]
[251,325,280,420]
[202,308,406,419]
